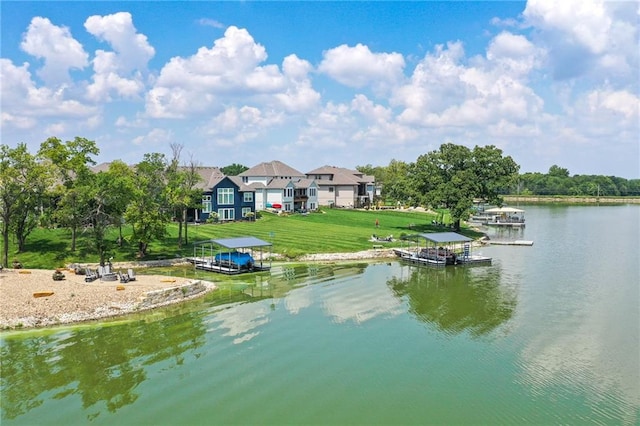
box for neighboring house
[196,174,256,222]
[292,178,319,211]
[306,166,375,208]
[240,160,316,211]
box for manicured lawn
[6,208,483,269]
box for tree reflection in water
[0,289,249,421]
[387,264,517,337]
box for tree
[382,159,413,206]
[84,162,136,265]
[470,145,520,205]
[10,156,49,252]
[166,144,203,248]
[0,144,50,267]
[38,137,99,251]
[548,165,570,178]
[125,153,170,258]
[411,143,519,230]
[220,163,248,176]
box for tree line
[359,157,640,206]
[0,138,204,268]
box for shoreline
[1,249,397,331]
[0,268,217,331]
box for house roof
[306,165,374,186]
[189,167,224,190]
[239,160,305,178]
[292,178,317,188]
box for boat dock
[488,240,534,246]
[394,232,492,267]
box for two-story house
[240,160,318,211]
[306,166,375,208]
[196,173,256,222]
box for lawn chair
[119,271,130,283]
[84,268,98,282]
[127,268,136,281]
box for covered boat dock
[394,232,491,267]
[483,207,525,227]
[188,236,272,274]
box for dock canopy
[195,236,272,249]
[484,207,524,214]
[418,232,473,244]
[191,236,272,274]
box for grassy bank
[6,208,483,270]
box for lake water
[1,204,638,425]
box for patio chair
[119,271,130,283]
[84,268,98,282]
[127,268,137,281]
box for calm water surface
[1,205,638,425]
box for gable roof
[239,160,305,178]
[306,165,374,186]
[190,166,225,190]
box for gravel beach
[0,268,216,330]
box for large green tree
[0,144,50,267]
[125,153,170,258]
[382,159,414,206]
[411,143,519,230]
[38,137,99,251]
[85,161,136,265]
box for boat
[482,207,526,227]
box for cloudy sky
[1,1,638,178]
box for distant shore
[503,195,640,204]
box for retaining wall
[137,280,208,309]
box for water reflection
[0,312,207,421]
[388,264,516,337]
[0,286,258,422]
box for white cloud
[131,127,174,146]
[0,58,98,131]
[84,12,155,101]
[20,17,89,86]
[146,27,320,118]
[523,0,639,84]
[197,106,284,146]
[197,18,225,29]
[393,37,544,130]
[318,43,405,93]
[84,12,155,72]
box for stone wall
[137,280,209,309]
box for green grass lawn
[6,208,483,269]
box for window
[242,207,252,217]
[217,188,234,205]
[218,208,235,221]
[285,188,293,198]
[328,187,334,193]
[309,202,316,210]
[202,195,212,213]
[309,188,316,197]
[243,192,253,203]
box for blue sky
[2,1,638,178]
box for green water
[2,205,639,425]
